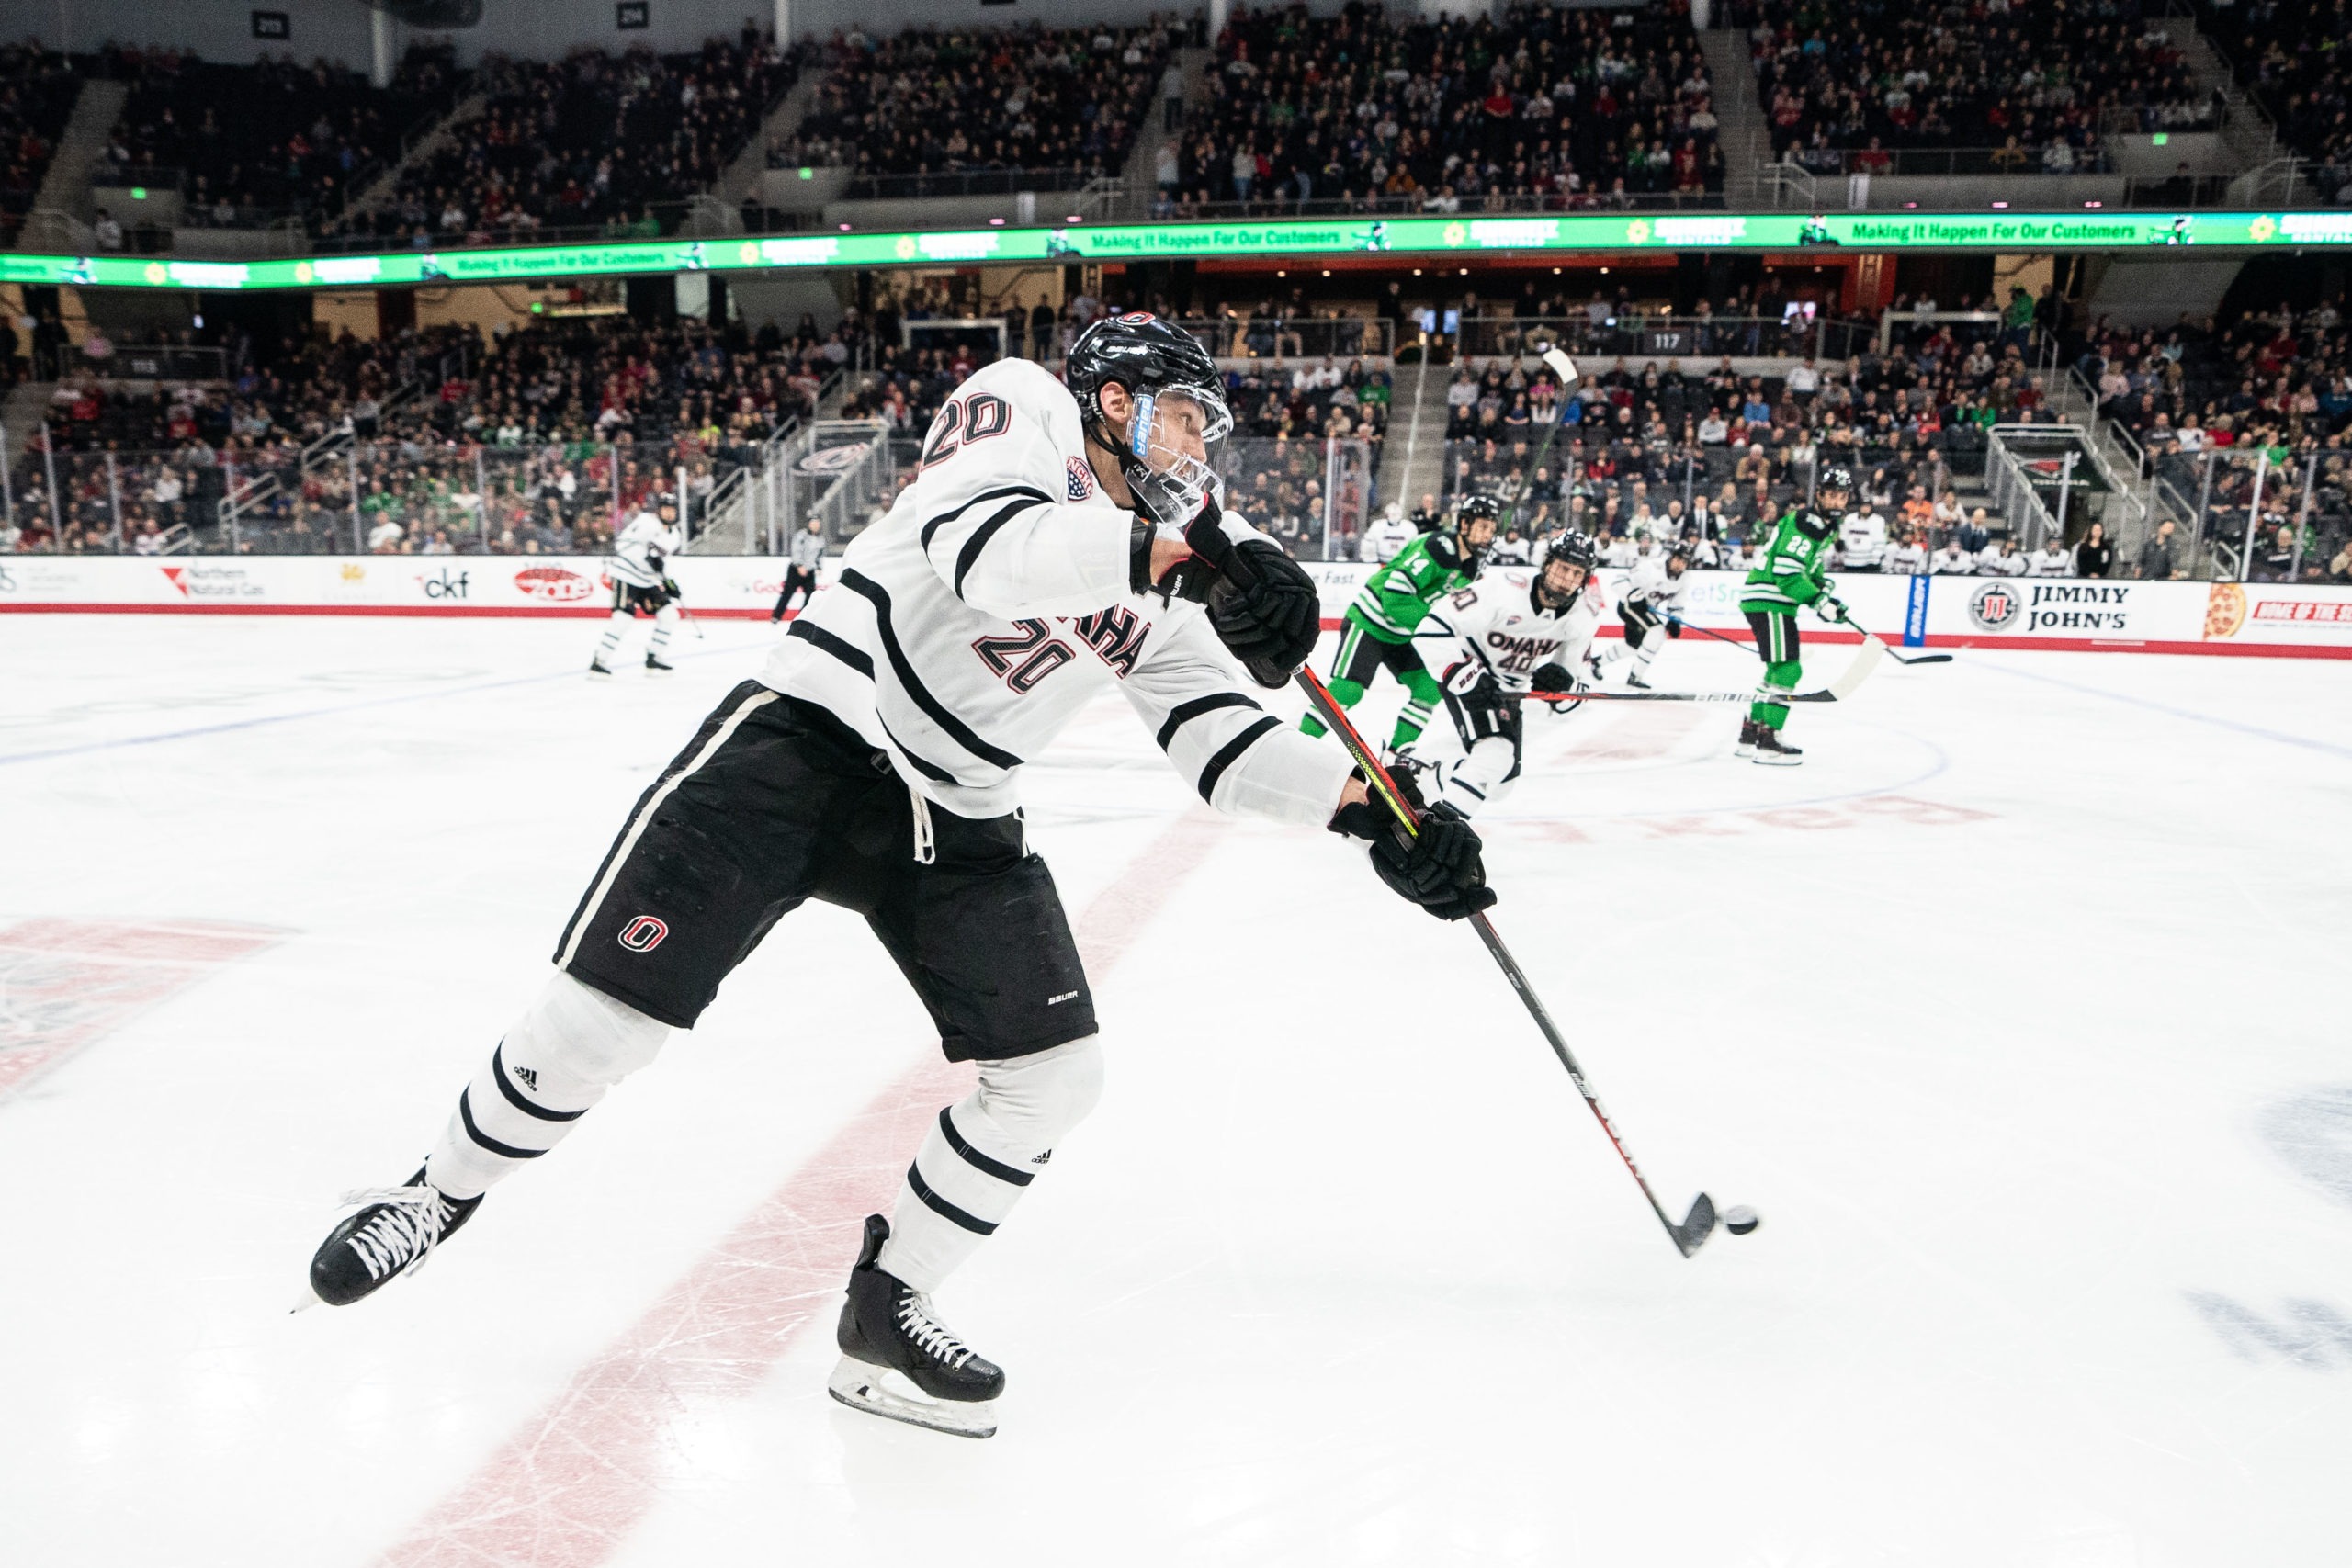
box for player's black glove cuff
[1530,661,1577,695]
[1330,769,1497,922]
[1159,493,1320,689]
[1128,515,1155,596]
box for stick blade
[1671,1192,1718,1258]
[1540,346,1580,386]
[1895,651,1955,664]
[1825,635,1887,701]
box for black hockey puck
[1723,1205,1760,1235]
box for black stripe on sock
[458,1088,546,1161]
[1193,714,1282,803]
[937,1106,1035,1187]
[491,1043,585,1122]
[1154,691,1261,751]
[906,1162,998,1235]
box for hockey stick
[1298,666,1718,1258]
[1667,611,1946,669]
[1499,346,1581,532]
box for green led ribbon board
[6,210,2345,290]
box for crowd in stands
[2078,297,2352,579]
[1169,1,1722,217]
[774,20,1172,194]
[336,29,798,246]
[1729,0,2212,175]
[2190,0,2352,201]
[96,44,461,234]
[5,307,852,557]
[1,44,79,231]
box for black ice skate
[1625,668,1654,690]
[643,654,674,675]
[306,1168,481,1307]
[828,1213,1004,1438]
[588,658,615,680]
[1750,726,1803,766]
[1735,718,1760,759]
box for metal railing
[1136,186,1728,223]
[830,166,1111,200]
[1174,315,1397,361]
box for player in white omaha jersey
[591,494,684,677]
[1408,530,1604,817]
[1600,542,1690,688]
[1357,503,1418,563]
[302,315,1495,1439]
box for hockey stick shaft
[1296,666,1711,1256]
[1502,347,1579,532]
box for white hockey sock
[878,1035,1103,1292]
[1634,638,1661,670]
[594,612,629,665]
[425,972,671,1199]
[648,607,676,659]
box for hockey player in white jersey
[1600,542,1690,688]
[1408,530,1604,817]
[592,494,684,677]
[1357,502,1418,563]
[303,315,1495,1439]
[1837,504,1888,572]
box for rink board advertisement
[6,558,2352,658]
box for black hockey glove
[1154,492,1320,689]
[1530,662,1577,695]
[1665,615,1684,638]
[661,577,684,601]
[1330,766,1497,922]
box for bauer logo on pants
[617,916,669,953]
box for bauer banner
[6,210,2352,292]
[5,558,2350,658]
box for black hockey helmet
[1818,464,1855,495]
[1065,312,1232,525]
[1535,528,1597,610]
[1452,493,1501,554]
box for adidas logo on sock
[1031,1150,1052,1167]
[514,1066,538,1091]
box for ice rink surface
[4,612,2349,1568]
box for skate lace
[896,1291,976,1370]
[335,1184,452,1282]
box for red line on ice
[376,808,1228,1568]
[0,919,280,1100]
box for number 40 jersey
[1413,568,1605,695]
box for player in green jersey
[1300,494,1497,750]
[1736,466,1853,766]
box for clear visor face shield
[1125,385,1233,525]
[1536,558,1587,608]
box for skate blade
[1749,752,1802,767]
[827,1357,997,1439]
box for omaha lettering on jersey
[1414,569,1604,692]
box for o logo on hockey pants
[617,916,669,953]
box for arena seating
[775,21,1171,195]
[99,44,462,233]
[1,45,82,231]
[2188,0,2352,199]
[1174,0,1723,214]
[345,35,799,244]
[1730,0,2211,174]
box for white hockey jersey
[1413,568,1604,695]
[1358,513,1418,563]
[1623,551,1690,614]
[1838,510,1888,570]
[608,513,683,589]
[1883,539,1929,575]
[2028,545,2074,576]
[758,356,1352,826]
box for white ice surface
[2,615,2349,1568]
